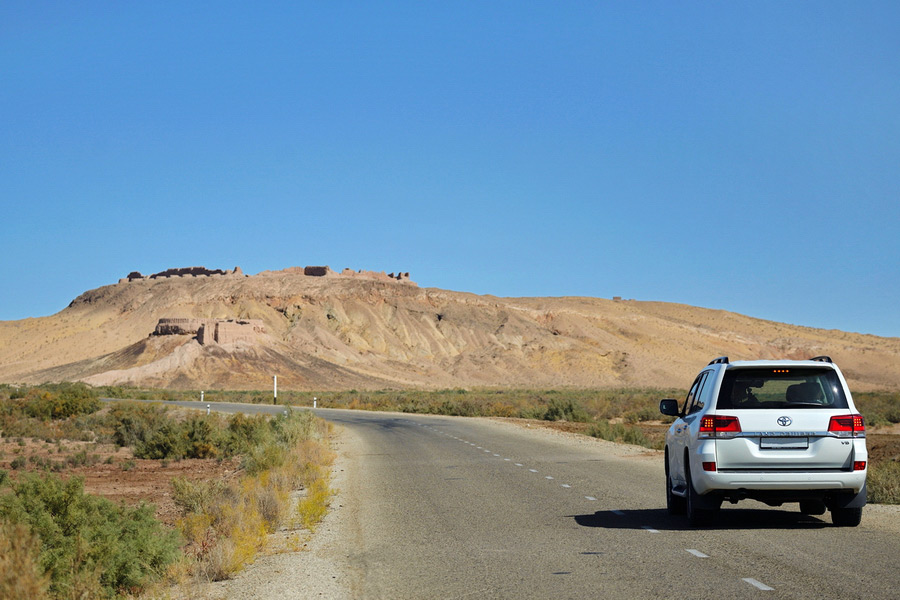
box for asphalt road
[140,401,900,599]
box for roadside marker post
[273,375,277,405]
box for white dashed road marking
[686,549,709,558]
[560,484,571,488]
[742,578,774,591]
[545,476,554,480]
[585,496,597,501]
[529,469,538,473]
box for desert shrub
[588,419,653,448]
[184,417,221,459]
[854,391,900,426]
[0,473,180,598]
[172,477,227,515]
[0,521,51,600]
[136,422,187,459]
[226,413,272,454]
[868,460,900,504]
[65,449,99,468]
[174,410,333,580]
[297,475,333,531]
[242,442,286,475]
[269,409,321,446]
[20,384,100,421]
[101,402,169,448]
[543,398,590,423]
[177,480,268,581]
[624,405,660,424]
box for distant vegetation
[0,384,335,598]
[95,383,900,506]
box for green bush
[0,473,180,598]
[135,422,186,460]
[226,413,272,454]
[588,419,653,448]
[543,398,590,423]
[21,384,100,421]
[184,417,221,459]
[101,402,169,448]
[854,391,900,426]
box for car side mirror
[659,399,680,417]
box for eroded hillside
[1,266,898,391]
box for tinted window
[716,368,848,410]
[682,375,702,414]
[686,371,710,414]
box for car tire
[665,451,686,516]
[685,462,715,526]
[831,506,863,527]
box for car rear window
[715,367,848,410]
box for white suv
[659,356,867,527]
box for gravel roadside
[176,424,359,600]
[172,413,900,598]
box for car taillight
[853,461,866,471]
[702,461,717,472]
[828,414,866,437]
[699,415,741,438]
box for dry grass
[173,411,335,583]
[0,522,51,600]
[868,460,900,504]
[297,474,334,532]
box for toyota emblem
[777,416,792,427]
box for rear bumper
[693,468,867,497]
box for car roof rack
[810,355,833,363]
[708,356,729,365]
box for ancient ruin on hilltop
[153,318,264,345]
[257,265,414,284]
[305,265,414,284]
[120,265,415,285]
[120,266,244,283]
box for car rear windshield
[716,367,849,410]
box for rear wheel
[665,450,685,516]
[831,506,862,527]
[685,462,716,526]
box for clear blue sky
[2,2,898,337]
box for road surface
[141,401,900,599]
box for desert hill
[1,266,898,391]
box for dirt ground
[0,438,240,526]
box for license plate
[760,437,809,450]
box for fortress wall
[158,318,265,345]
[154,318,205,336]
